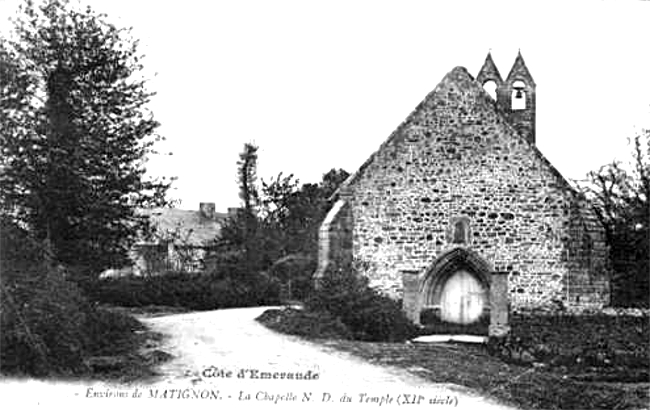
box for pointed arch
[483,80,498,100]
[420,248,492,307]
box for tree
[579,130,649,306]
[0,0,171,275]
[237,142,260,215]
[214,143,349,285]
[320,168,350,199]
[214,142,264,277]
[262,168,349,258]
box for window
[453,221,466,243]
[449,217,471,244]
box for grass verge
[258,307,650,410]
[320,339,649,410]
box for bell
[515,89,523,99]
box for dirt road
[141,307,517,409]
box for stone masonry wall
[562,199,611,308]
[315,200,353,281]
[341,67,609,312]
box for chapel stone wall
[340,67,609,312]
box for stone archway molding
[400,248,494,326]
[419,247,493,308]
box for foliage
[578,131,649,306]
[322,337,647,410]
[267,254,316,300]
[81,272,281,311]
[257,265,417,342]
[214,142,349,289]
[237,142,260,216]
[487,313,649,383]
[256,308,352,340]
[305,267,418,342]
[261,168,349,258]
[83,308,145,357]
[215,142,265,278]
[0,218,143,377]
[0,0,171,276]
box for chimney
[199,202,215,220]
[227,207,240,218]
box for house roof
[138,208,227,247]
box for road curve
[141,306,517,410]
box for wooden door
[439,270,486,324]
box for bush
[85,308,145,356]
[1,274,91,376]
[1,220,87,375]
[81,271,281,310]
[267,254,316,301]
[512,314,648,366]
[256,308,352,340]
[0,219,143,377]
[306,266,418,342]
[488,313,650,381]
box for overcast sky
[2,0,649,211]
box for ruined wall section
[345,67,609,311]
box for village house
[316,53,611,330]
[102,203,234,277]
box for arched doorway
[420,248,491,326]
[439,269,487,324]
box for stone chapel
[316,52,610,327]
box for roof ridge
[335,67,473,198]
[333,65,576,202]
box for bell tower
[477,51,537,145]
[476,52,503,101]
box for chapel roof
[334,65,573,199]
